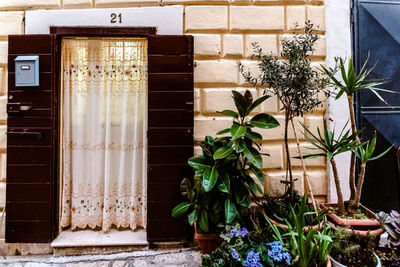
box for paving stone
[133,260,147,267]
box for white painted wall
[325,0,352,202]
[25,6,183,35]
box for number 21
[110,13,122,23]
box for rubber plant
[172,90,279,233]
[239,21,329,206]
[321,55,396,214]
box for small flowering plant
[202,224,291,267]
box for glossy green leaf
[218,109,239,119]
[232,90,249,108]
[213,146,234,160]
[199,209,209,233]
[244,90,253,106]
[250,113,280,129]
[188,156,211,170]
[246,95,270,114]
[234,138,246,153]
[202,166,219,192]
[231,123,247,139]
[243,145,263,168]
[235,188,251,207]
[205,136,214,145]
[247,178,263,194]
[188,209,198,225]
[250,165,264,184]
[216,128,231,135]
[218,171,230,193]
[225,199,237,223]
[245,128,262,141]
[171,202,190,217]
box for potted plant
[202,223,292,266]
[302,120,388,235]
[329,230,381,267]
[376,210,400,266]
[172,90,279,254]
[239,21,329,210]
[302,56,395,234]
[261,193,326,232]
[265,198,334,267]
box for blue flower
[231,228,239,237]
[231,250,240,260]
[266,241,291,265]
[244,251,262,267]
[240,227,249,237]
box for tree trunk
[330,158,346,215]
[349,163,366,212]
[290,118,318,214]
[348,96,358,203]
[284,111,294,203]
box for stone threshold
[50,229,149,256]
[51,229,148,248]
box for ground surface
[0,248,202,267]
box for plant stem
[348,96,358,204]
[290,118,318,214]
[349,163,366,212]
[330,158,345,215]
[284,111,294,203]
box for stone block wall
[0,0,326,253]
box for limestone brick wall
[0,0,326,251]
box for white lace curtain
[60,37,148,231]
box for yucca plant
[302,120,391,214]
[349,133,392,211]
[302,120,361,214]
[172,90,279,233]
[321,55,396,210]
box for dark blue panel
[356,0,400,211]
[364,113,400,148]
[359,3,400,108]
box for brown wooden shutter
[147,35,194,242]
[6,35,56,242]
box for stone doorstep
[0,248,202,266]
[51,229,149,256]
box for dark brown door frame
[50,27,157,240]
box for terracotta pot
[320,203,384,236]
[194,223,219,254]
[326,257,332,267]
[329,253,381,267]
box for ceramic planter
[329,253,381,267]
[194,223,219,254]
[320,203,384,236]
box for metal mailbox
[15,56,39,87]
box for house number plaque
[110,13,122,24]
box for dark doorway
[353,0,400,212]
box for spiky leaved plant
[302,120,360,214]
[239,21,329,205]
[321,56,397,213]
[302,120,391,215]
